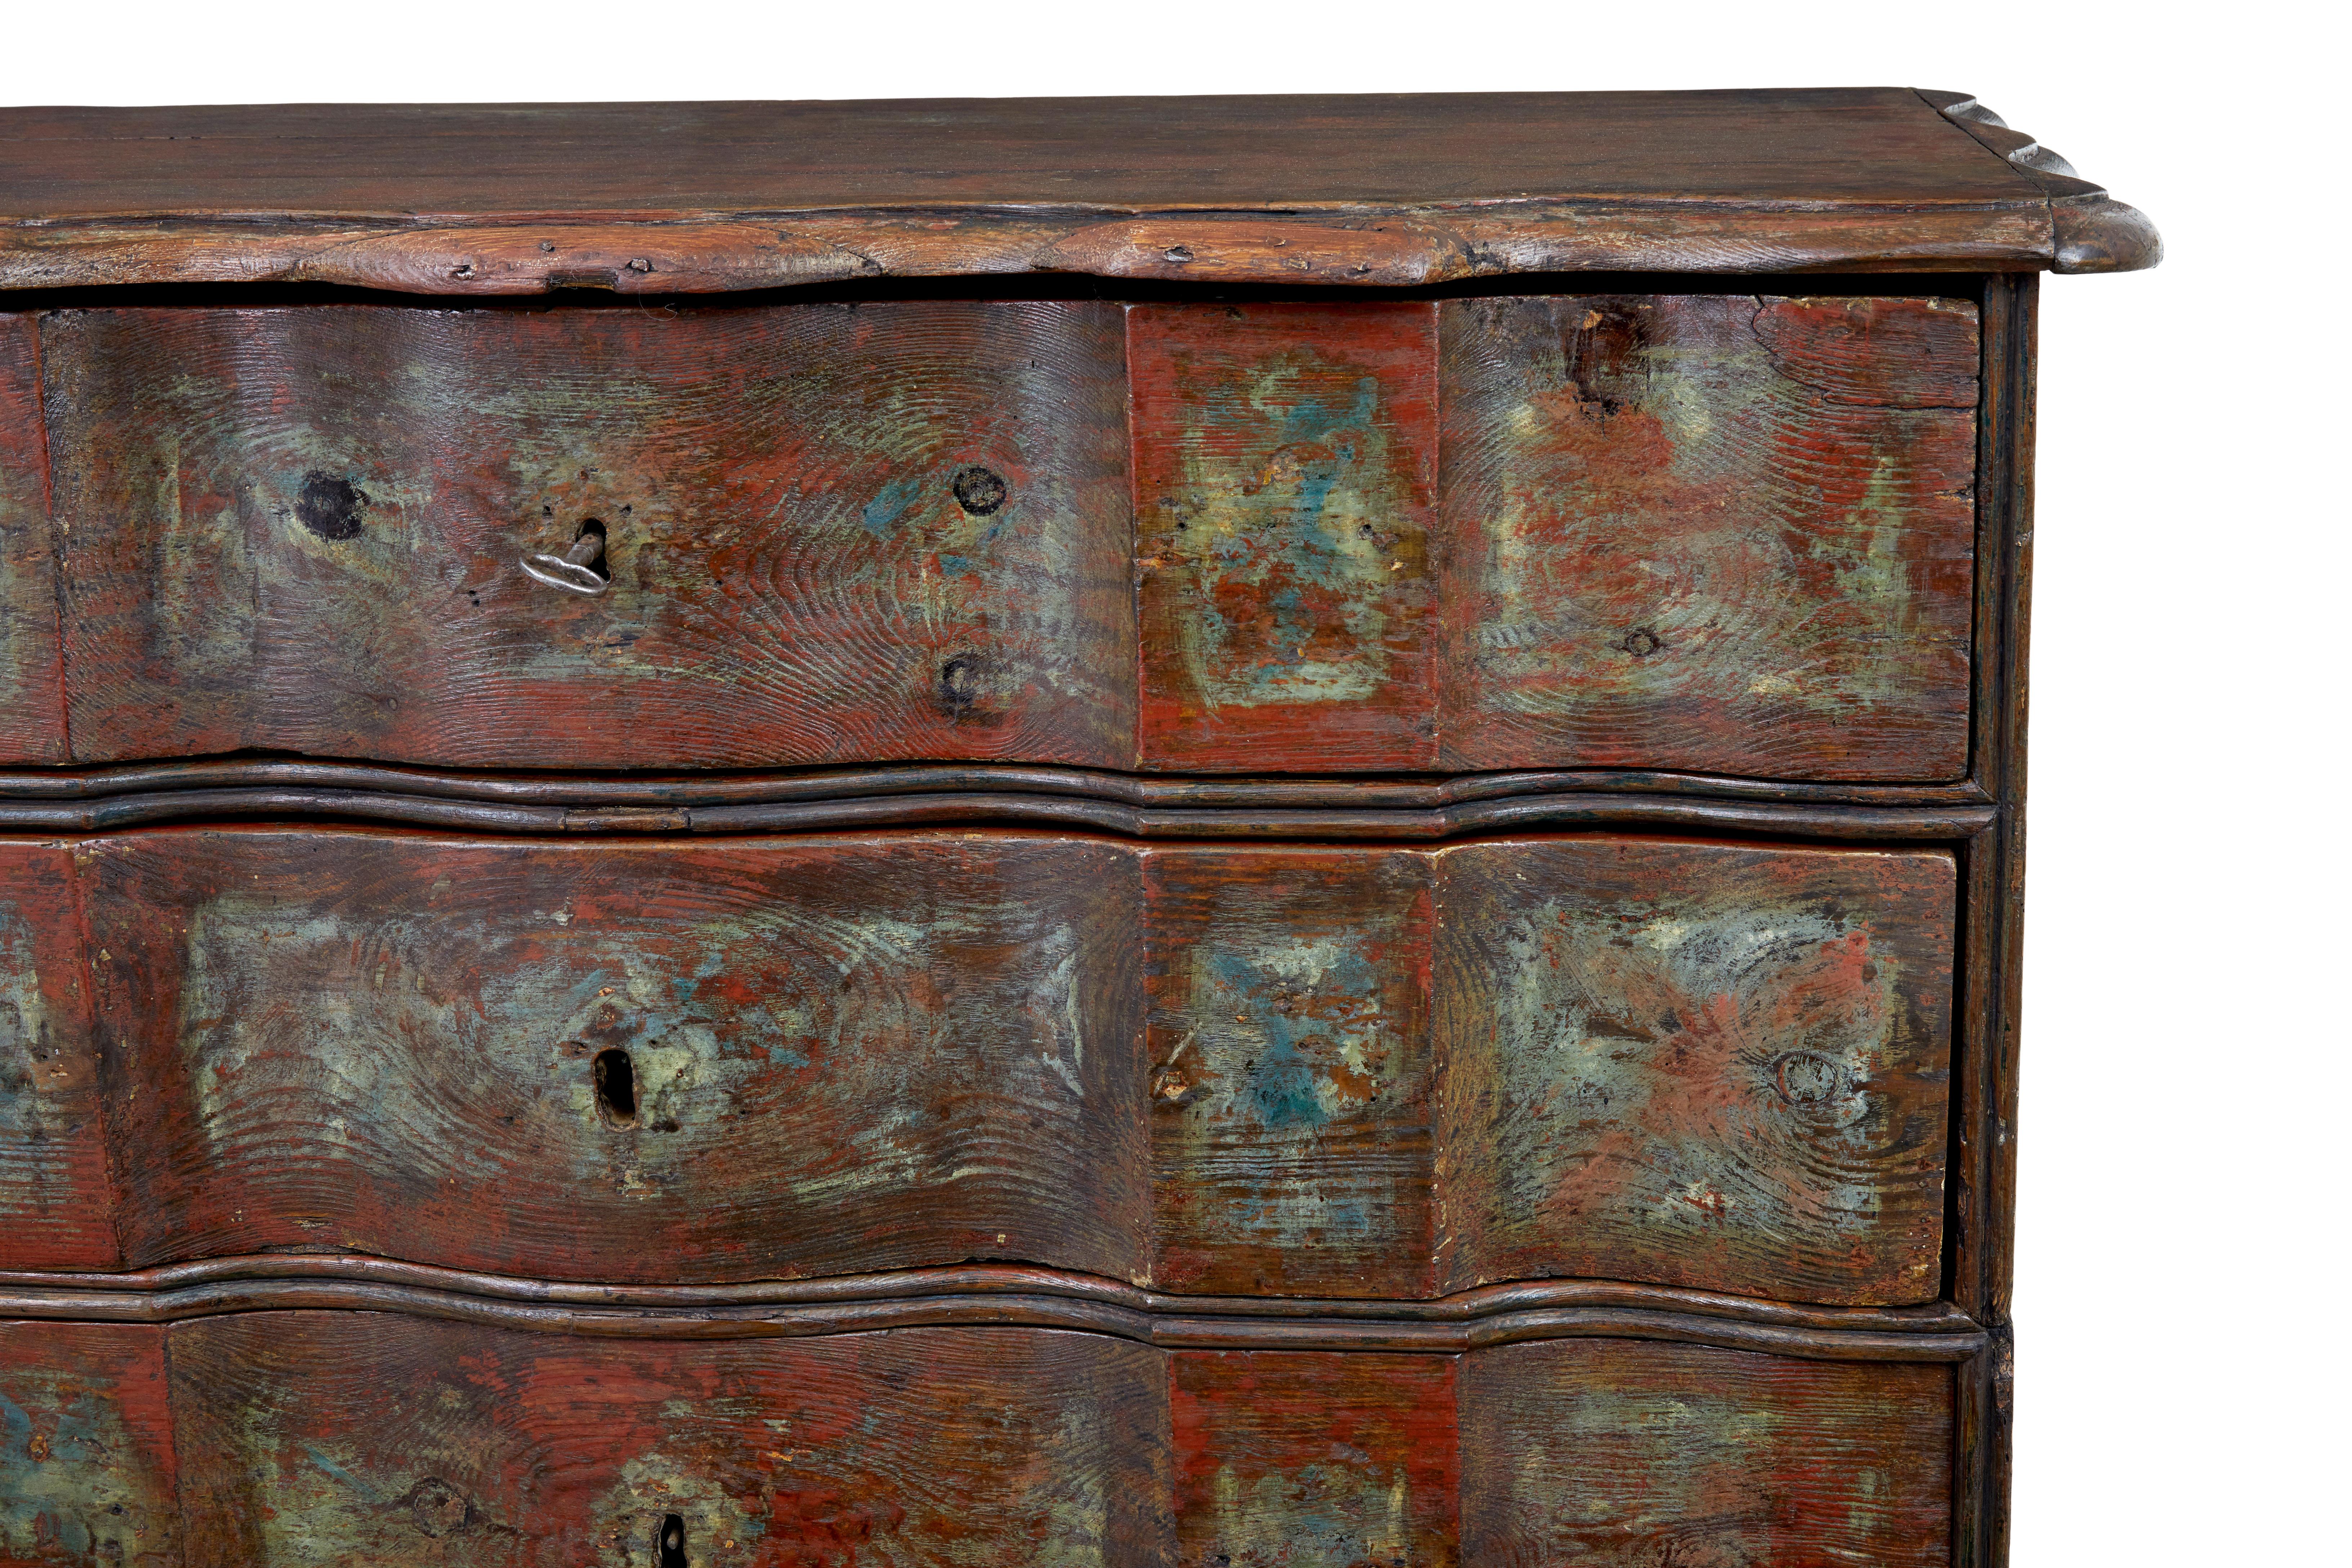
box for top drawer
[2,294,1978,778]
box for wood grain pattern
[170,1314,1172,1567]
[1435,838,1955,1306]
[1462,1339,1952,1566]
[34,295,1985,783]
[81,829,1148,1285]
[0,208,2061,297]
[1132,303,1438,769]
[0,90,2157,289]
[43,300,1135,769]
[18,828,1952,1304]
[0,1322,178,1566]
[0,842,113,1271]
[1172,1351,1458,1568]
[0,314,64,763]
[0,93,2042,215]
[0,756,1991,809]
[1915,91,2162,275]
[1438,294,1980,780]
[0,1317,1959,1564]
[1145,847,1434,1297]
[0,1260,1989,1360]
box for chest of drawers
[0,90,2154,1566]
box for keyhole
[575,518,611,582]
[593,1047,637,1126]
[659,1513,687,1567]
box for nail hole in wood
[659,1513,687,1567]
[937,653,987,720]
[295,472,367,541]
[950,465,1007,516]
[593,1047,637,1126]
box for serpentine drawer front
[0,90,2152,1567]
[13,293,1974,778]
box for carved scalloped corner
[2051,195,2162,274]
[1916,89,2161,273]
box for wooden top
[0,88,2157,294]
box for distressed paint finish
[1437,294,1978,780]
[1132,303,1439,771]
[1172,1352,1458,1568]
[0,1322,179,1566]
[81,829,1148,1283]
[43,301,1135,769]
[29,296,1986,780]
[23,829,1953,1302]
[170,1314,1173,1567]
[1435,838,1955,1306]
[1144,847,1434,1297]
[1462,1339,1952,1566]
[0,1322,1957,1566]
[0,842,115,1271]
[0,316,64,763]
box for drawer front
[169,1316,1169,1567]
[0,843,111,1271]
[1131,301,1440,769]
[1144,845,1437,1296]
[43,301,1138,769]
[20,295,1977,781]
[81,830,1150,1286]
[1438,295,1978,778]
[1434,838,1956,1303]
[33,830,1949,1304]
[0,1323,179,1567]
[1,1317,1953,1567]
[1463,1339,1953,1567]
[1174,1350,1460,1567]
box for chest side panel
[0,315,64,763]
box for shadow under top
[0,87,2157,294]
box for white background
[7,3,2341,1560]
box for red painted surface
[170,1314,1172,1566]
[0,314,64,763]
[44,301,1137,770]
[1146,846,1436,1298]
[1464,1339,1953,1565]
[8,829,1952,1303]
[0,842,113,1271]
[0,1322,178,1566]
[1132,303,1441,771]
[1437,294,1978,779]
[1172,1351,1460,1567]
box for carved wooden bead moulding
[0,87,2152,1567]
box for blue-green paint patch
[858,473,927,537]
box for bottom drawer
[2,1316,1952,1566]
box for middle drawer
[20,828,1955,1306]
